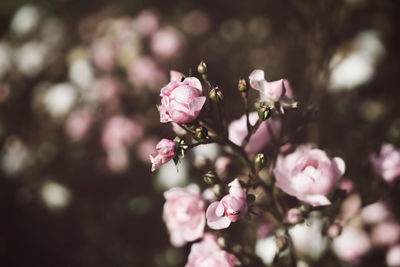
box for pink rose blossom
[150,27,184,59]
[93,76,121,103]
[127,56,167,90]
[134,9,160,36]
[149,139,177,172]
[206,179,248,230]
[371,221,400,247]
[332,226,371,263]
[370,143,400,183]
[185,234,237,267]
[101,115,143,151]
[387,245,400,267]
[249,69,294,103]
[163,185,205,247]
[361,201,390,225]
[91,39,116,72]
[65,108,93,142]
[228,112,281,154]
[159,77,206,124]
[273,144,345,206]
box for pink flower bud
[206,179,248,230]
[149,139,177,172]
[285,208,303,225]
[159,77,206,124]
[273,144,345,206]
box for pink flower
[332,226,371,263]
[149,139,177,172]
[65,108,93,142]
[249,69,293,102]
[185,234,237,267]
[150,27,184,59]
[163,185,205,247]
[228,112,281,154]
[101,115,142,150]
[91,39,116,72]
[206,179,248,230]
[273,144,345,206]
[370,143,400,183]
[387,245,400,267]
[134,9,160,36]
[371,221,400,247]
[159,77,206,124]
[127,56,167,90]
[361,201,390,225]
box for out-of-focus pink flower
[387,245,400,267]
[91,39,116,72]
[185,234,237,267]
[127,56,167,89]
[65,108,94,142]
[273,144,345,206]
[257,222,271,238]
[206,179,247,230]
[181,10,211,37]
[228,112,281,154]
[106,147,129,173]
[150,27,184,59]
[371,221,400,247]
[149,139,177,172]
[93,76,121,103]
[215,156,231,174]
[361,201,390,225]
[136,137,158,163]
[134,9,160,36]
[159,77,206,124]
[101,115,143,150]
[249,69,294,103]
[163,185,205,247]
[332,226,371,263]
[338,178,354,194]
[370,144,400,183]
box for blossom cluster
[149,62,400,266]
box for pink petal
[170,70,185,82]
[206,202,231,230]
[183,77,202,92]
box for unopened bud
[238,79,247,92]
[285,208,303,225]
[275,236,288,251]
[209,87,224,103]
[254,153,265,170]
[327,223,342,238]
[246,194,256,204]
[258,105,272,121]
[195,126,208,139]
[203,170,218,185]
[198,60,207,74]
[213,184,223,197]
[217,236,226,248]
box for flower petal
[206,202,231,230]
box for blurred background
[0,0,399,266]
